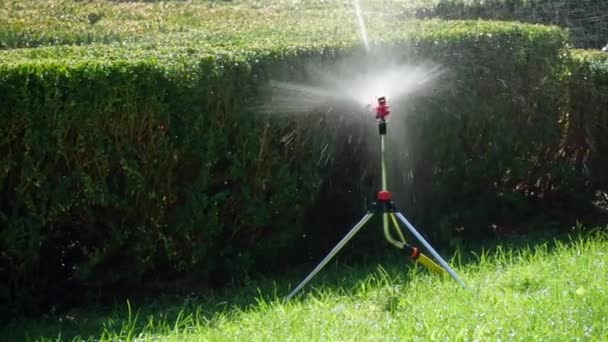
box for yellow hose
[389,214,446,275]
[417,253,447,275]
[389,213,406,243]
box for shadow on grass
[2,221,607,341]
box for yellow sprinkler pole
[383,211,405,248]
[389,213,407,243]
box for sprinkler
[375,96,390,121]
[375,96,389,135]
[285,95,468,300]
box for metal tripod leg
[285,213,375,300]
[394,212,468,289]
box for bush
[0,51,339,315]
[384,21,572,242]
[417,0,608,49]
[0,20,575,315]
[567,50,608,189]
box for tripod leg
[394,212,468,289]
[388,213,444,274]
[285,213,374,300]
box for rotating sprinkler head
[375,96,389,135]
[375,96,390,122]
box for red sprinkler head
[375,96,390,121]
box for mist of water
[260,0,444,115]
[354,0,370,52]
[259,62,444,117]
[255,1,447,210]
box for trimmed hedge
[2,0,606,51]
[0,60,343,317]
[0,0,361,50]
[0,20,577,315]
[379,22,573,241]
[567,50,608,189]
[417,0,608,48]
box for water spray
[285,96,468,300]
[353,0,370,52]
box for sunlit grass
[6,230,608,341]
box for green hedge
[415,0,608,49]
[0,51,340,315]
[382,22,573,241]
[567,50,608,189]
[2,1,606,51]
[0,0,360,50]
[0,20,576,316]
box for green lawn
[5,230,607,341]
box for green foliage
[0,51,336,316]
[419,0,608,48]
[375,21,572,242]
[567,50,608,189]
[0,0,364,50]
[0,60,179,314]
[1,0,606,51]
[0,3,589,317]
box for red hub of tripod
[377,190,391,202]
